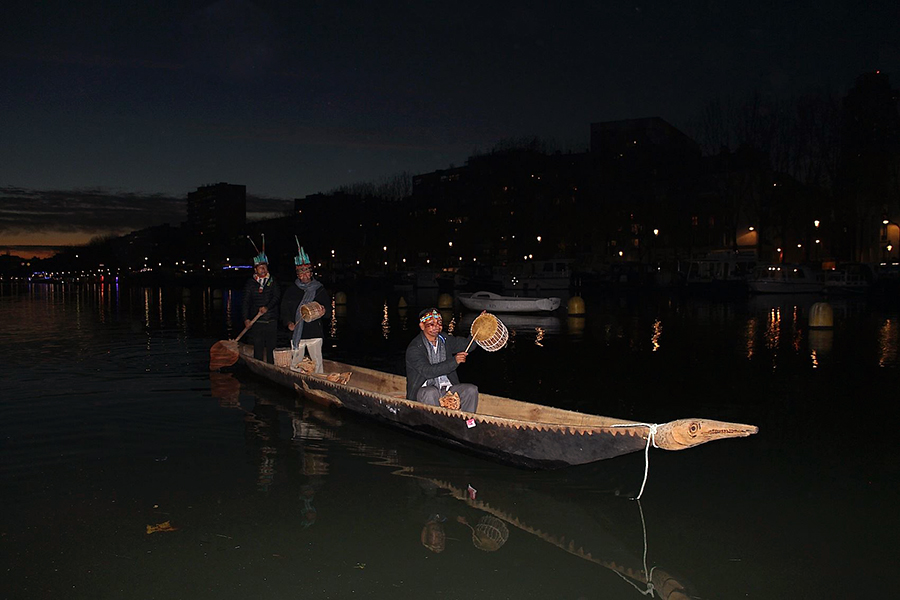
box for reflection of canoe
[459,312,562,334]
[233,345,757,470]
[287,402,696,600]
[459,291,561,313]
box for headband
[419,309,441,323]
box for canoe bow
[653,419,758,451]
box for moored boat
[458,290,561,313]
[747,264,824,294]
[228,344,758,470]
[684,250,757,296]
[822,263,873,295]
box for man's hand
[288,322,295,331]
[454,351,468,364]
[258,307,267,314]
[244,319,252,328]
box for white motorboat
[458,291,561,313]
[747,264,824,294]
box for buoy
[334,291,347,305]
[567,296,585,316]
[437,293,453,309]
[398,297,408,308]
[808,330,833,354]
[567,316,585,335]
[809,302,833,329]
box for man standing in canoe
[280,240,330,373]
[405,308,478,412]
[241,235,281,363]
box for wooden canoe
[233,344,758,469]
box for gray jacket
[405,332,474,400]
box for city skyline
[2,1,898,255]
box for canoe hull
[237,353,651,469]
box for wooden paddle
[209,310,264,370]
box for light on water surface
[1,283,899,599]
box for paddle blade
[209,340,239,370]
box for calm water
[2,283,899,599]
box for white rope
[637,499,656,596]
[608,498,657,596]
[610,422,658,500]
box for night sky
[2,0,898,254]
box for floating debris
[146,521,178,534]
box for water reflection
[651,318,662,352]
[879,318,899,367]
[210,373,698,599]
[381,301,390,339]
[458,312,561,333]
[744,317,758,359]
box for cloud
[0,186,292,236]
[0,186,186,234]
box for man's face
[296,265,312,282]
[419,314,442,339]
[254,264,269,277]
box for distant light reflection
[651,318,662,352]
[745,317,758,359]
[225,290,234,337]
[810,349,819,369]
[535,327,544,347]
[765,308,781,370]
[143,288,151,329]
[878,319,898,367]
[381,302,390,339]
[765,308,781,350]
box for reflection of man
[420,514,446,553]
[405,308,478,412]
[280,242,330,373]
[241,237,281,363]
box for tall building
[187,183,247,242]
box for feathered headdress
[248,235,268,266]
[293,236,311,267]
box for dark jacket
[241,275,281,323]
[405,332,473,401]
[279,280,331,339]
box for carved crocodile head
[653,419,758,451]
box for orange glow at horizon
[2,230,122,258]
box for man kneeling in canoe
[405,308,478,412]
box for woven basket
[439,391,461,410]
[300,301,325,323]
[472,516,509,551]
[470,313,508,352]
[273,348,292,368]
